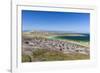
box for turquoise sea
[54,34,90,42]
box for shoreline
[47,36,89,48]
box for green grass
[22,49,89,62]
[22,55,32,62]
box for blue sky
[22,10,90,33]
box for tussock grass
[22,55,32,62]
[22,49,89,62]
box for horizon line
[22,29,90,34]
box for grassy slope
[22,32,89,62]
[22,49,89,62]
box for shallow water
[54,34,90,42]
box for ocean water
[55,34,90,42]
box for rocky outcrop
[22,37,89,56]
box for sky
[22,10,90,33]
